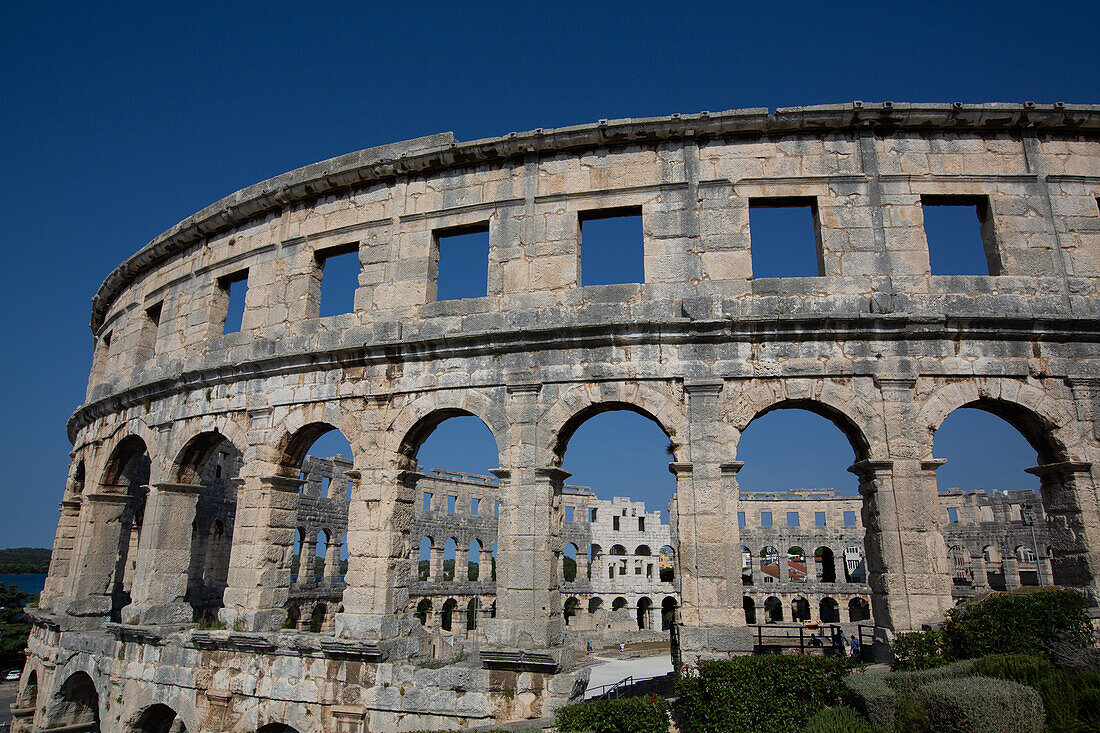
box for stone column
[671,380,750,661]
[335,458,415,644]
[219,475,301,631]
[325,538,342,584]
[779,552,791,584]
[482,465,567,648]
[430,545,444,581]
[479,548,493,581]
[39,497,82,611]
[1002,551,1020,590]
[65,488,132,617]
[298,533,317,587]
[970,552,988,591]
[123,482,204,624]
[1026,461,1099,604]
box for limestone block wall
[25,103,1100,732]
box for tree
[0,584,34,660]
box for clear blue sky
[2,0,1094,548]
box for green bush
[845,660,978,728]
[844,673,896,730]
[892,630,946,670]
[674,655,848,732]
[918,676,1044,733]
[555,694,669,733]
[801,705,881,733]
[971,653,1100,732]
[941,589,1092,661]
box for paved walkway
[584,652,674,699]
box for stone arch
[820,597,840,623]
[47,670,101,731]
[564,596,579,625]
[170,428,245,484]
[814,546,836,583]
[17,667,38,709]
[274,421,356,478]
[791,595,811,622]
[918,381,1076,465]
[544,381,688,464]
[415,598,432,625]
[662,595,678,629]
[441,598,457,631]
[636,596,653,629]
[848,596,871,622]
[742,596,756,624]
[386,389,507,467]
[130,702,187,733]
[69,458,87,497]
[635,544,652,556]
[612,596,627,611]
[562,542,578,582]
[99,434,152,488]
[730,392,878,462]
[763,595,783,623]
[588,596,603,613]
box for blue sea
[0,574,48,597]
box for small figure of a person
[849,634,861,660]
[835,630,848,656]
[620,642,626,653]
[586,641,592,653]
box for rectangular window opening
[219,270,249,334]
[447,495,456,514]
[141,301,162,358]
[749,197,823,278]
[761,511,772,528]
[737,512,746,527]
[471,498,479,516]
[613,516,620,531]
[589,508,597,522]
[787,511,800,528]
[815,511,826,527]
[423,493,432,512]
[579,207,644,286]
[843,510,856,527]
[921,195,998,275]
[638,517,645,532]
[565,506,574,522]
[316,244,360,318]
[494,500,500,517]
[434,223,490,301]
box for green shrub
[892,630,946,670]
[917,675,1044,733]
[941,589,1092,661]
[555,694,669,733]
[893,694,930,733]
[801,705,881,733]
[674,655,848,732]
[844,673,896,730]
[971,653,1100,732]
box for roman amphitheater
[16,102,1100,732]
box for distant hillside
[0,548,51,574]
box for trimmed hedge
[845,660,979,728]
[801,705,882,733]
[941,588,1092,660]
[675,655,848,732]
[555,694,669,733]
[971,653,1100,732]
[919,676,1044,733]
[844,673,897,730]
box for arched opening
[18,669,38,710]
[132,703,185,733]
[466,599,478,631]
[589,597,604,614]
[741,546,753,586]
[791,596,811,623]
[933,401,1080,593]
[948,545,972,587]
[819,597,840,623]
[286,603,301,630]
[564,596,579,625]
[442,538,457,581]
[848,597,871,622]
[415,599,432,626]
[760,546,779,584]
[417,537,432,581]
[743,596,756,624]
[468,539,482,581]
[612,596,627,612]
[588,543,602,580]
[98,436,153,621]
[441,598,457,631]
[280,425,353,624]
[662,596,677,630]
[659,545,675,582]
[787,546,807,583]
[636,596,653,629]
[763,596,783,623]
[176,430,243,620]
[842,545,866,584]
[491,540,497,581]
[309,603,327,633]
[983,545,1006,591]
[563,543,578,582]
[814,547,836,583]
[610,544,627,556]
[635,545,652,556]
[51,672,99,731]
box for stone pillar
[1026,461,1100,604]
[220,475,301,631]
[123,482,204,624]
[1002,551,1020,590]
[971,552,988,590]
[325,538,342,584]
[335,458,415,644]
[479,548,493,580]
[39,497,82,611]
[482,465,567,648]
[779,553,791,584]
[671,380,750,661]
[430,545,444,581]
[65,488,132,617]
[298,533,317,587]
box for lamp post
[1021,507,1044,587]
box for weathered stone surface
[24,103,1100,732]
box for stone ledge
[480,647,561,672]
